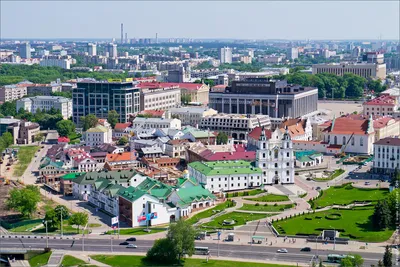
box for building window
[286,170,289,175]
[143,204,145,208]
[360,137,363,146]
[287,162,289,167]
[231,184,233,187]
[334,136,337,145]
[351,137,354,146]
[287,152,290,157]
[342,136,346,145]
[275,163,278,168]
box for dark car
[301,247,311,252]
[126,237,136,242]
[119,241,129,245]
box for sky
[1,1,399,40]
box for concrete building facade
[16,96,72,119]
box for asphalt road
[0,236,385,266]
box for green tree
[56,120,76,137]
[146,238,178,264]
[34,133,44,143]
[167,219,196,261]
[68,212,89,233]
[181,94,191,105]
[6,186,41,218]
[0,101,17,116]
[372,200,392,229]
[203,79,215,87]
[377,260,384,267]
[0,132,14,150]
[134,72,142,78]
[387,189,400,226]
[340,254,363,267]
[117,136,129,146]
[383,245,393,267]
[44,209,60,229]
[107,110,119,129]
[216,132,229,145]
[390,168,400,188]
[80,114,98,131]
[52,91,72,99]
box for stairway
[46,250,64,267]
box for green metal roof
[188,161,262,176]
[60,172,86,180]
[73,169,137,185]
[119,187,146,202]
[177,177,198,188]
[297,156,314,163]
[175,185,216,207]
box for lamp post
[43,220,52,249]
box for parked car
[277,249,288,253]
[364,182,370,185]
[126,244,137,248]
[126,237,136,242]
[315,187,321,191]
[119,241,129,245]
[301,247,311,252]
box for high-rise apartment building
[72,79,140,124]
[19,42,31,59]
[219,47,232,64]
[286,47,298,60]
[107,43,118,58]
[87,43,97,56]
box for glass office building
[73,80,140,124]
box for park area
[12,145,40,177]
[186,200,235,225]
[92,255,291,267]
[311,183,389,208]
[245,194,289,202]
[202,211,273,229]
[273,206,394,242]
[239,203,294,212]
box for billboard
[137,212,158,222]
[111,216,119,225]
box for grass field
[8,219,43,232]
[61,255,87,267]
[32,220,89,235]
[28,251,51,267]
[186,200,235,225]
[239,203,294,212]
[313,183,389,208]
[226,189,264,198]
[314,169,345,181]
[91,255,292,267]
[106,227,167,235]
[245,194,289,202]
[13,146,40,177]
[202,211,273,229]
[88,223,102,228]
[273,207,394,242]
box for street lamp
[42,220,52,249]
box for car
[126,244,137,248]
[315,187,321,191]
[364,182,370,185]
[306,177,312,181]
[277,249,288,253]
[349,172,353,175]
[126,237,136,242]
[119,241,129,245]
[300,247,311,252]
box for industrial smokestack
[121,23,124,44]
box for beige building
[312,62,386,79]
[167,107,218,126]
[138,83,181,111]
[0,84,28,103]
[8,121,41,145]
[85,125,112,146]
[363,94,397,116]
[27,84,62,96]
[180,83,210,106]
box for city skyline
[1,1,399,40]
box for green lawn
[313,184,389,208]
[245,194,289,202]
[32,220,89,235]
[226,189,264,198]
[68,133,82,144]
[273,207,394,242]
[239,203,294,212]
[314,169,345,181]
[28,251,51,267]
[91,255,292,267]
[7,219,43,232]
[13,146,40,177]
[106,227,167,235]
[88,223,102,228]
[61,255,87,267]
[186,200,235,225]
[202,211,273,229]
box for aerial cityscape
[0,1,399,267]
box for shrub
[274,203,278,206]
[264,203,268,206]
[305,217,312,220]
[255,203,260,206]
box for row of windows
[211,176,260,182]
[366,107,393,111]
[376,147,399,153]
[328,136,363,146]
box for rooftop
[363,95,397,106]
[138,82,207,91]
[86,125,109,133]
[189,160,262,176]
[374,137,400,146]
[106,152,135,162]
[248,127,273,140]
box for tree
[6,186,41,218]
[80,114,98,131]
[383,245,393,267]
[68,212,88,233]
[340,254,364,267]
[216,132,228,145]
[372,200,392,229]
[44,209,59,229]
[34,133,44,143]
[146,238,178,264]
[203,79,215,87]
[56,120,76,137]
[0,132,14,151]
[117,136,129,146]
[107,110,119,128]
[167,219,196,261]
[377,260,384,267]
[52,91,72,99]
[390,168,400,188]
[387,189,400,226]
[181,94,191,105]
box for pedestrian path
[68,253,111,267]
[46,250,64,267]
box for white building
[107,43,118,58]
[312,62,386,80]
[373,137,400,175]
[219,47,232,64]
[286,47,298,60]
[167,107,218,126]
[132,117,181,130]
[138,83,181,111]
[199,113,271,140]
[0,84,28,103]
[40,57,73,69]
[85,125,113,146]
[87,43,97,56]
[16,96,72,119]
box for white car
[126,244,137,248]
[277,249,288,253]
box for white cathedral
[255,126,295,185]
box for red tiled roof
[138,82,206,91]
[139,110,165,117]
[106,152,135,162]
[374,137,400,146]
[322,117,369,135]
[363,95,396,106]
[58,137,70,143]
[114,123,131,130]
[248,127,273,140]
[280,119,306,137]
[200,149,256,161]
[373,117,394,129]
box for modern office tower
[72,79,140,124]
[286,47,298,60]
[87,43,97,56]
[19,42,31,59]
[219,47,232,63]
[107,43,118,58]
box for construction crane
[335,132,355,158]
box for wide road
[0,236,384,266]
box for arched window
[334,136,337,145]
[351,136,355,145]
[360,137,364,147]
[274,149,279,159]
[342,136,346,145]
[328,135,331,143]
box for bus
[327,254,354,263]
[194,247,210,255]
